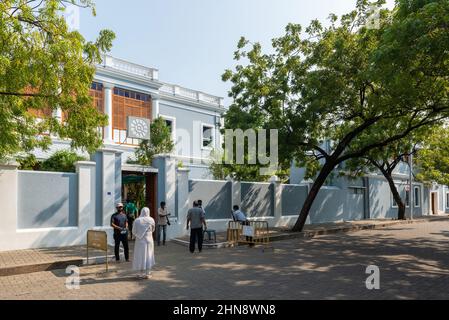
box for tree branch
[0,91,53,98]
[340,114,447,163]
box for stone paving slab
[173,215,449,246]
[1,215,447,277]
[2,221,449,300]
[0,245,119,277]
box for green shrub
[17,154,42,171]
[41,150,86,173]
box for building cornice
[159,92,226,114]
[95,55,227,112]
[95,67,163,91]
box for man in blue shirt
[232,205,247,222]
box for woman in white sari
[132,207,156,279]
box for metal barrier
[227,220,272,251]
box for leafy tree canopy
[416,126,449,186]
[222,0,449,231]
[0,0,115,161]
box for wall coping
[153,154,175,160]
[75,161,96,167]
[98,147,123,154]
[0,162,19,169]
[122,164,158,173]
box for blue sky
[79,0,395,104]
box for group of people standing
[110,199,249,279]
[110,201,152,278]
[110,200,174,279]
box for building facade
[33,55,226,180]
[290,159,449,219]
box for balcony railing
[102,55,159,80]
[99,55,224,107]
[160,83,224,107]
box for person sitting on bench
[232,205,254,247]
[232,205,247,222]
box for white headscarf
[132,207,155,240]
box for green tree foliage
[213,99,291,182]
[125,182,146,210]
[0,0,115,161]
[40,150,86,172]
[209,149,290,182]
[416,126,449,186]
[134,117,174,166]
[222,0,449,231]
[17,153,41,170]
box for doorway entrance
[431,192,438,215]
[122,170,158,238]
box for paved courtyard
[1,220,449,300]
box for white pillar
[100,148,118,227]
[53,108,62,122]
[50,108,63,138]
[228,176,241,207]
[103,82,114,144]
[0,162,18,250]
[270,175,282,224]
[218,116,225,151]
[176,167,190,237]
[152,94,160,120]
[306,183,312,225]
[165,156,176,218]
[0,162,19,251]
[75,161,96,230]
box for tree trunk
[292,161,336,232]
[383,171,406,220]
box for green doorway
[121,171,158,238]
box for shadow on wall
[281,184,308,216]
[188,180,232,220]
[309,188,345,224]
[369,179,389,220]
[33,195,69,227]
[18,172,78,229]
[241,183,273,218]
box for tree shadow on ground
[124,223,449,300]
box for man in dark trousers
[186,201,207,254]
[110,203,129,262]
[124,199,138,240]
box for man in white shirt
[232,205,254,247]
[157,201,170,246]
